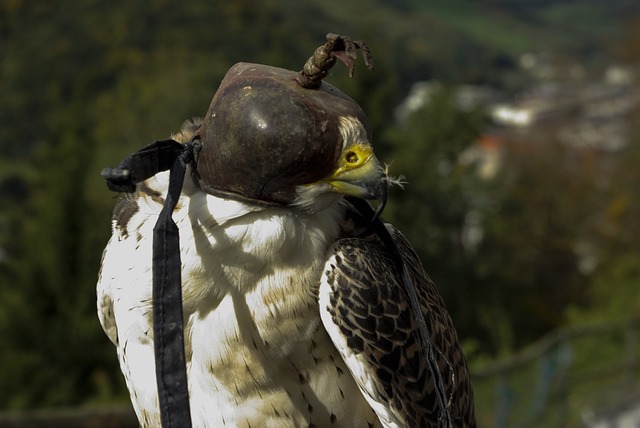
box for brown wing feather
[323,223,476,427]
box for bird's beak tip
[370,179,388,223]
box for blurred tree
[382,87,605,356]
[565,17,640,324]
[568,105,640,323]
[381,85,490,347]
[472,137,599,353]
[0,0,129,408]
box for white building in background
[394,80,500,123]
[397,61,640,153]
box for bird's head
[191,35,388,216]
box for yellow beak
[321,143,388,204]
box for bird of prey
[98,35,475,427]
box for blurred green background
[1,0,640,426]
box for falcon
[98,35,476,427]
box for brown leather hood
[193,62,371,205]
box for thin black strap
[346,196,453,427]
[102,139,200,428]
[152,145,195,428]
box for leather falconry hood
[192,33,374,205]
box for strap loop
[101,139,192,193]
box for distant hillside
[405,0,640,54]
[311,0,640,86]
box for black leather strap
[102,139,200,428]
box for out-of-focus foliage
[1,0,639,412]
[382,95,604,356]
[471,138,600,353]
[382,86,489,345]
[566,105,640,325]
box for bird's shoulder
[321,207,476,427]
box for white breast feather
[97,170,381,427]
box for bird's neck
[177,190,344,314]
